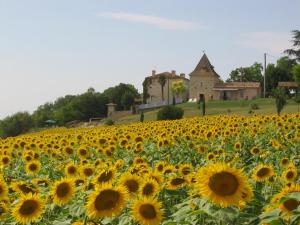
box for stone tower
[189,54,222,101]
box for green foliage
[0,112,33,137]
[293,93,300,103]
[171,80,187,105]
[265,57,297,96]
[292,64,300,85]
[273,88,287,115]
[227,62,263,82]
[103,83,139,111]
[142,77,151,104]
[158,75,167,101]
[284,30,300,63]
[140,111,144,122]
[249,103,259,110]
[157,105,184,120]
[102,118,114,126]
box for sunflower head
[12,193,45,224]
[197,163,251,207]
[132,197,163,225]
[252,164,274,182]
[86,183,128,218]
[51,178,75,205]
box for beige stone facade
[143,54,261,105]
[145,70,189,104]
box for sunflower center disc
[56,183,70,197]
[143,184,154,196]
[283,199,299,211]
[139,204,157,219]
[29,164,37,171]
[257,168,270,177]
[95,190,120,211]
[98,171,112,182]
[19,200,38,215]
[171,178,185,186]
[68,167,76,174]
[125,180,139,193]
[286,171,294,179]
[208,172,239,196]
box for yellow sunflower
[0,180,8,200]
[283,169,297,182]
[197,163,251,207]
[25,160,41,175]
[139,179,159,198]
[64,162,78,177]
[12,193,45,224]
[278,184,300,214]
[252,164,274,182]
[86,183,128,218]
[119,173,142,196]
[166,177,187,190]
[250,146,260,155]
[51,177,75,205]
[132,197,163,225]
[92,168,115,185]
[0,203,8,219]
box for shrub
[249,103,259,110]
[294,93,300,103]
[102,118,114,126]
[157,105,184,120]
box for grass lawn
[115,98,300,124]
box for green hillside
[116,98,300,124]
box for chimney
[180,73,185,78]
[152,70,156,76]
[171,70,176,76]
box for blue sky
[0,0,299,118]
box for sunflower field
[0,113,299,225]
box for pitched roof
[214,82,261,89]
[190,54,220,77]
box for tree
[171,80,186,105]
[0,112,33,137]
[158,75,167,102]
[273,88,287,115]
[103,83,139,110]
[292,64,300,85]
[265,57,297,96]
[284,30,300,62]
[227,62,263,82]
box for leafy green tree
[103,83,139,110]
[227,62,263,82]
[171,80,186,105]
[265,57,297,96]
[292,64,300,85]
[32,103,54,127]
[0,112,33,137]
[273,88,287,115]
[284,30,300,62]
[158,75,167,102]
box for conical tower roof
[190,54,220,77]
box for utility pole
[264,53,266,98]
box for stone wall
[147,77,189,104]
[189,69,221,101]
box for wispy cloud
[238,31,291,54]
[97,12,201,30]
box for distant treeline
[0,83,139,138]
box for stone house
[144,70,189,104]
[143,54,261,105]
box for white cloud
[97,12,201,30]
[238,31,292,54]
